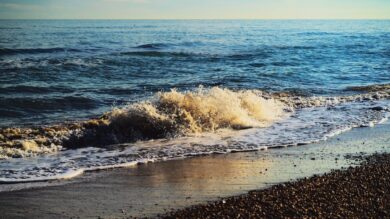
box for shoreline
[163,153,390,218]
[0,123,389,218]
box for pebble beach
[163,153,390,218]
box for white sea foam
[0,98,389,183]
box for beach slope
[164,153,390,218]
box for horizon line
[1,18,390,20]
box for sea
[0,20,390,183]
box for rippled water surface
[1,20,390,126]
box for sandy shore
[0,123,389,218]
[163,153,390,218]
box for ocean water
[1,20,390,182]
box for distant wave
[249,63,267,67]
[227,51,270,60]
[120,50,269,60]
[52,25,158,29]
[274,45,317,50]
[0,58,102,69]
[0,27,22,30]
[0,48,81,56]
[0,109,24,117]
[120,51,192,57]
[134,43,170,49]
[0,85,73,94]
[296,32,339,36]
[0,96,98,112]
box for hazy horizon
[1,18,390,20]
[1,0,389,20]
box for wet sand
[164,153,390,218]
[0,123,389,218]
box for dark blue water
[1,20,390,127]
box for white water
[0,99,389,183]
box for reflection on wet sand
[133,153,272,196]
[0,123,390,218]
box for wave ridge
[2,85,390,159]
[0,48,81,56]
[0,87,287,158]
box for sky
[0,0,389,19]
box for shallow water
[1,20,390,182]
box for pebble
[163,153,390,219]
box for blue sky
[0,0,389,19]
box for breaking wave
[0,87,287,159]
[2,85,390,160]
[1,85,390,182]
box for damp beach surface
[0,121,389,218]
[163,153,390,219]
